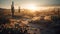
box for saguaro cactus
[11,1,14,17]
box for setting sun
[26,4,37,10]
[21,4,50,11]
[21,4,37,11]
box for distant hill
[0,8,11,16]
[0,8,19,16]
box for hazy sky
[0,0,60,9]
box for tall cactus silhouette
[18,6,20,13]
[11,1,14,18]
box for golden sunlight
[26,4,36,10]
[21,4,37,11]
[21,4,51,12]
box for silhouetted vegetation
[0,17,10,24]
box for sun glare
[21,4,50,11]
[26,4,36,10]
[21,4,37,11]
